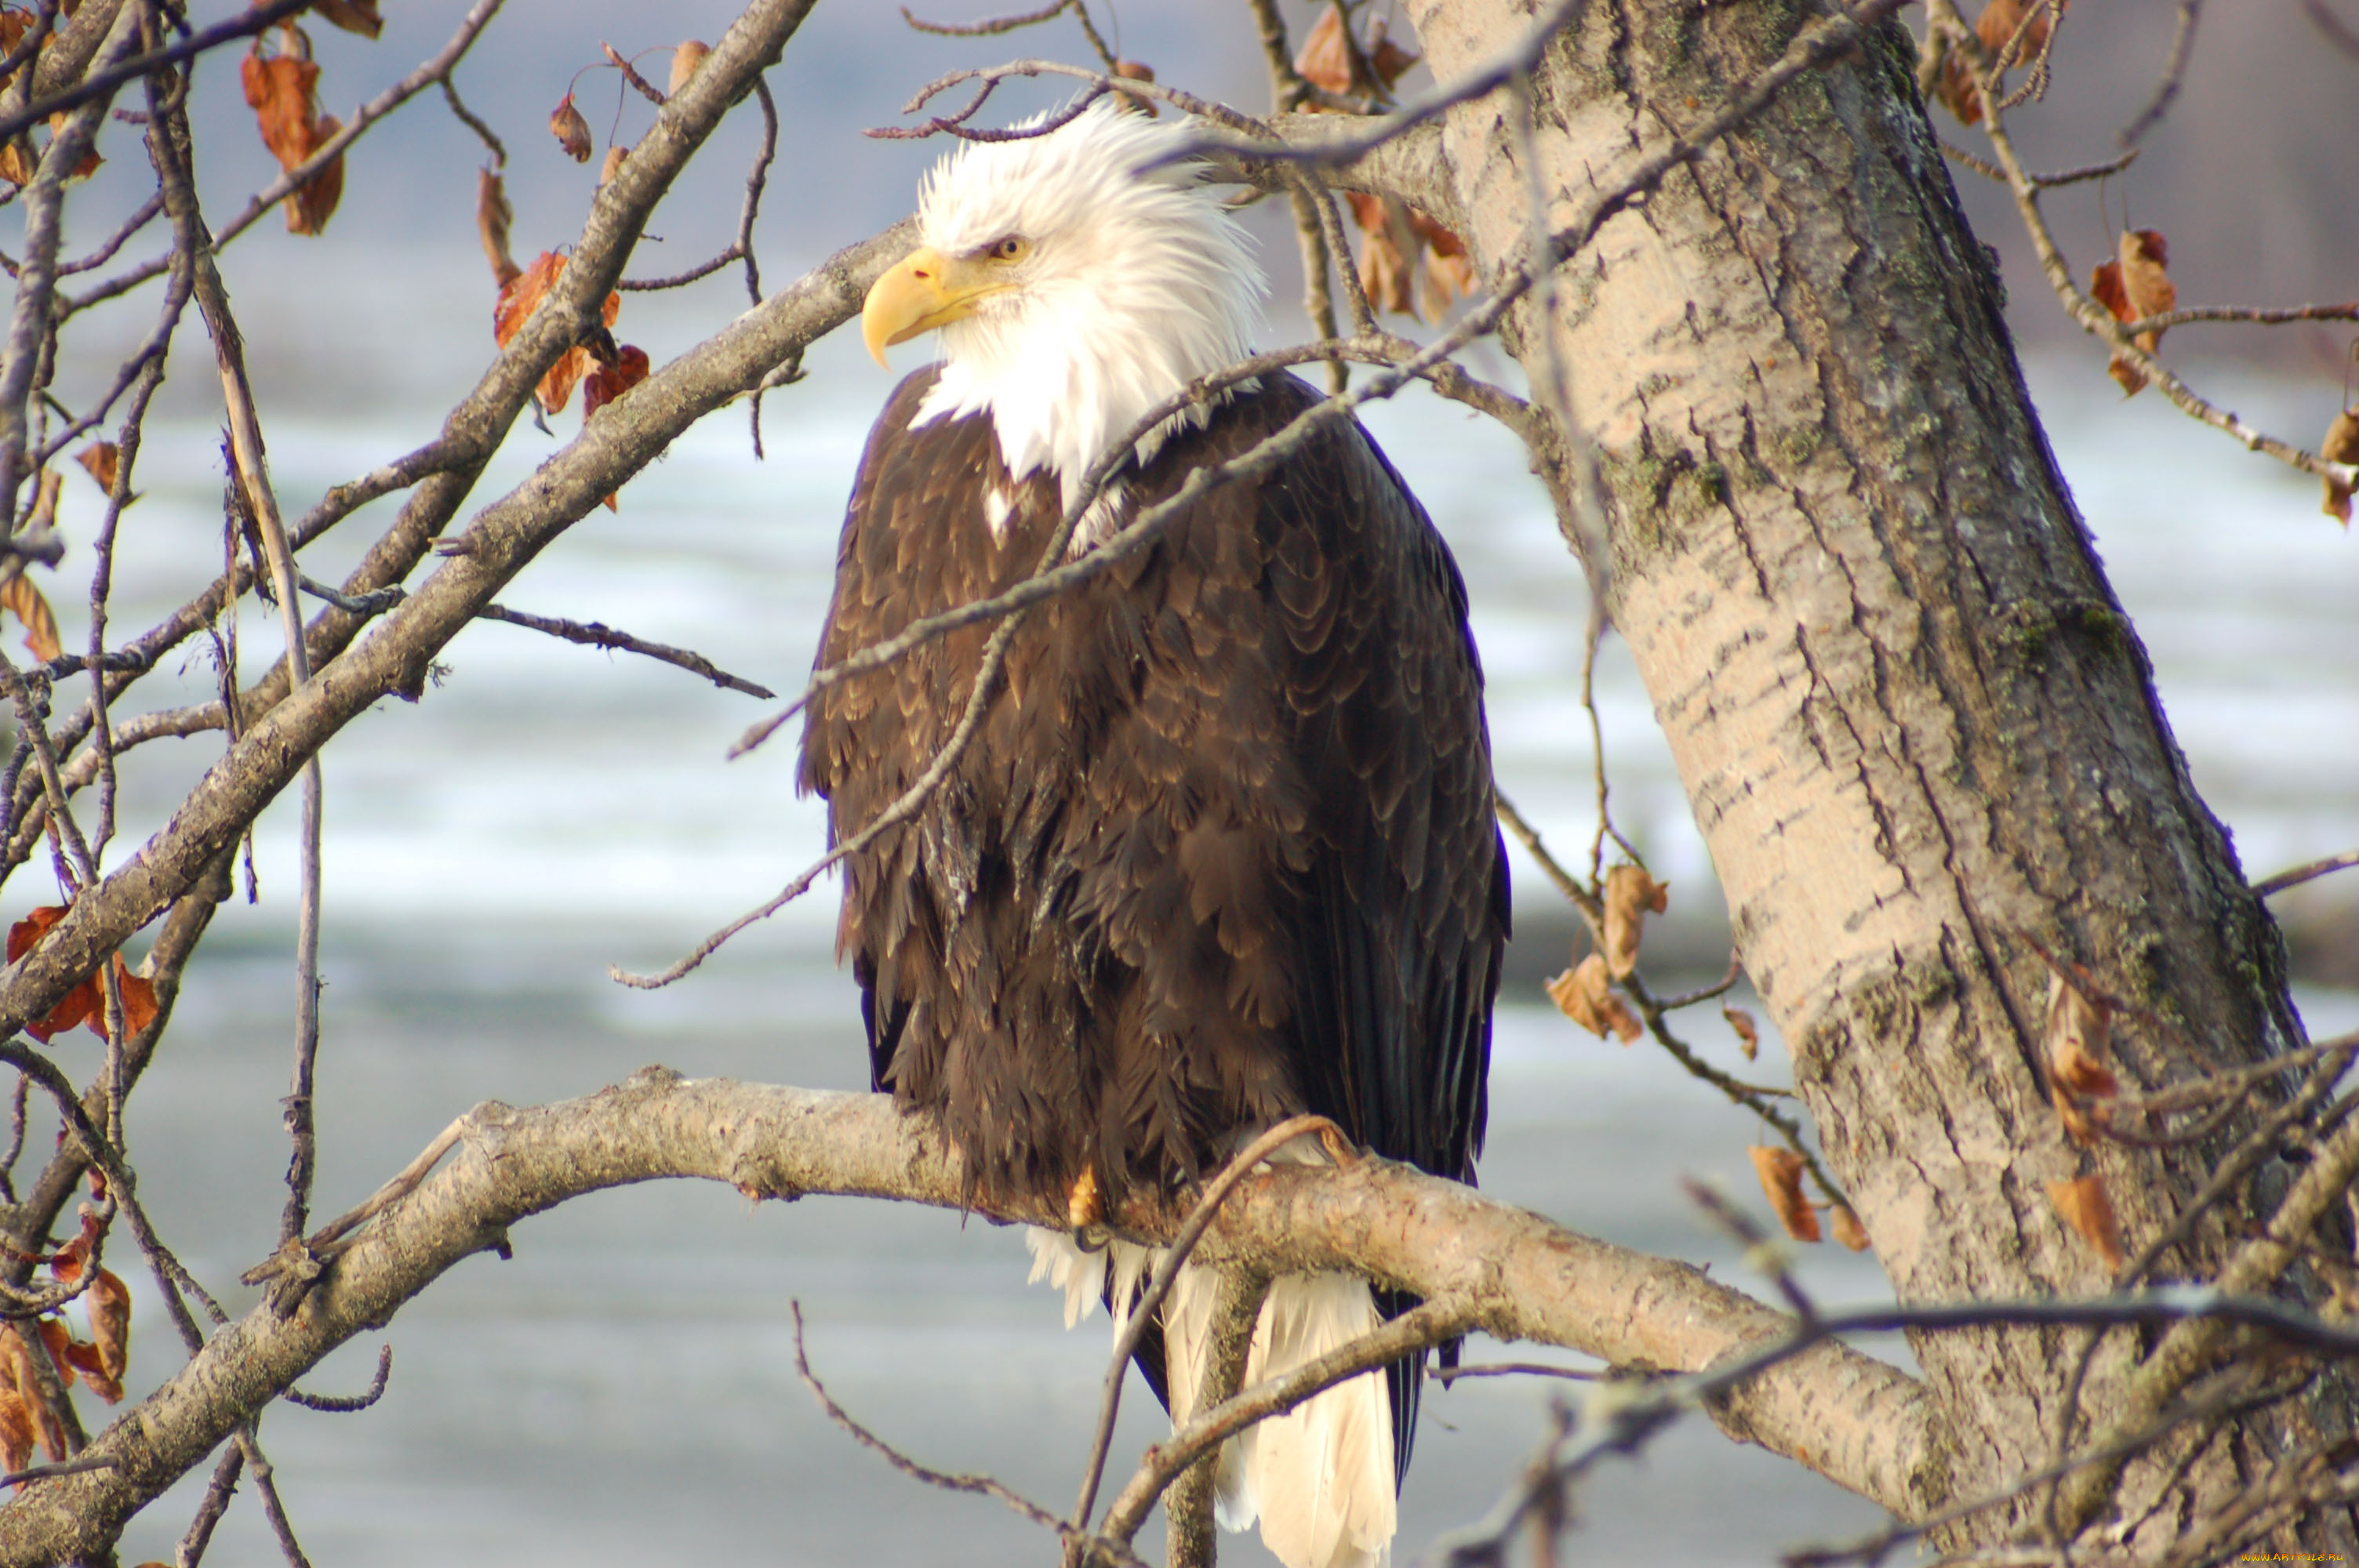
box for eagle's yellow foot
[1314,1120,1362,1167]
[1066,1164,1103,1229]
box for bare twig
[0,1452,117,1486]
[1434,1360,1616,1385]
[602,41,668,108]
[155,88,328,1245]
[236,1428,314,1568]
[474,604,776,698]
[2254,848,2359,898]
[1102,1296,1483,1554]
[2118,0,2200,147]
[175,1445,243,1568]
[282,1345,392,1413]
[791,1301,1144,1566]
[1069,1116,1346,1538]
[440,74,506,165]
[901,0,1069,37]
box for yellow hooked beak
[861,245,1016,368]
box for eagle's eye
[987,235,1030,263]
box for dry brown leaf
[1749,1145,1822,1243]
[0,1332,60,1460]
[241,49,322,169]
[286,114,343,235]
[33,1322,67,1394]
[2048,1174,2125,1270]
[0,8,29,72]
[2321,407,2359,524]
[2116,230,2174,348]
[240,39,344,234]
[2043,971,2117,1145]
[539,349,597,416]
[86,1268,127,1381]
[1360,225,1412,315]
[1546,953,1643,1044]
[73,441,118,496]
[668,39,710,98]
[4,909,160,1044]
[583,344,649,422]
[47,1210,100,1287]
[1345,191,1419,315]
[2089,261,2143,394]
[1,575,60,662]
[585,344,651,510]
[1409,211,1474,317]
[1724,1004,1761,1062]
[1975,0,2054,61]
[308,0,382,38]
[492,252,622,412]
[1365,17,1419,87]
[550,93,591,162]
[1829,1203,1871,1252]
[60,1339,119,1404]
[1603,863,1669,978]
[477,167,518,290]
[1110,59,1158,117]
[21,465,58,533]
[3,907,93,1042]
[111,958,159,1041]
[1295,5,1418,100]
[0,140,34,187]
[2090,230,2173,395]
[1936,51,1983,126]
[493,249,565,348]
[598,142,628,187]
[0,1388,32,1478]
[44,113,97,181]
[1294,4,1351,96]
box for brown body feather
[798,368,1508,1468]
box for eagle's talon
[1315,1123,1362,1167]
[1066,1164,1103,1229]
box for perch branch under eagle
[799,99,1508,1568]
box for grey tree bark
[1398,0,2346,1549]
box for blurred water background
[5,1,2357,1563]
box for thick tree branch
[0,1073,1939,1563]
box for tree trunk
[1402,0,2349,1548]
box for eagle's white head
[861,98,1263,517]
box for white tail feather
[1026,1229,1395,1568]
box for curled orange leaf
[550,93,591,162]
[1603,864,1670,978]
[2048,1174,2125,1271]
[2321,407,2359,525]
[1829,1203,1871,1253]
[1748,1145,1821,1243]
[1545,953,1642,1044]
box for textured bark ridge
[1405,0,2335,1544]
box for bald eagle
[799,100,1507,1568]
